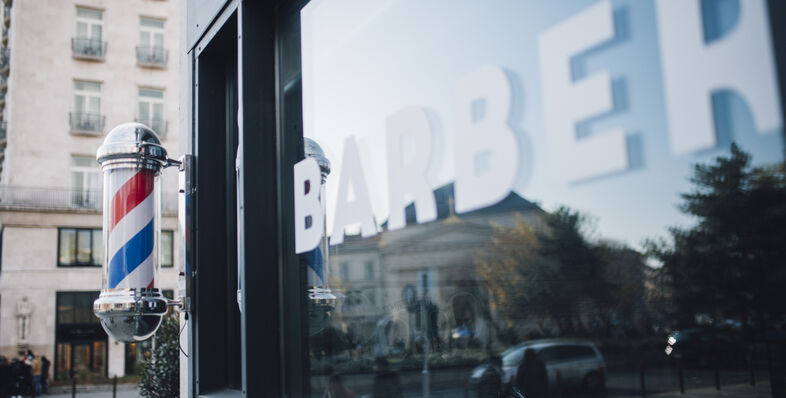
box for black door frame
[185,0,309,396]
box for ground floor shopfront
[0,209,179,380]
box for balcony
[135,118,168,140]
[0,186,178,215]
[136,46,167,68]
[72,38,106,61]
[69,112,105,135]
[0,47,9,72]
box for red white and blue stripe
[107,169,156,289]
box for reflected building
[330,184,546,355]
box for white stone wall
[4,0,181,190]
[0,210,180,377]
[0,0,181,380]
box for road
[312,366,776,398]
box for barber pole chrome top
[97,122,171,171]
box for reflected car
[664,328,749,367]
[468,340,606,396]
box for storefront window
[296,1,786,397]
[55,291,106,380]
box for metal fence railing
[0,186,178,215]
[136,46,167,67]
[72,38,106,60]
[70,112,105,133]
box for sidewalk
[46,383,140,398]
[646,381,770,398]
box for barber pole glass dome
[93,123,178,342]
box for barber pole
[107,168,156,290]
[94,123,180,342]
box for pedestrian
[0,356,11,398]
[40,356,50,395]
[515,348,548,398]
[323,372,354,398]
[371,357,403,398]
[9,357,25,398]
[31,354,42,396]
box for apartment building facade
[0,0,180,380]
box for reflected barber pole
[106,168,157,289]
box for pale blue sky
[301,0,784,250]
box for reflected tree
[648,143,786,329]
[475,208,644,338]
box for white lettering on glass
[294,157,324,254]
[386,107,437,231]
[330,136,378,245]
[655,0,781,155]
[452,65,519,213]
[539,0,628,183]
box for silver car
[500,340,606,393]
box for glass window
[364,261,374,280]
[58,229,76,265]
[74,7,103,58]
[293,2,786,397]
[74,81,101,114]
[339,262,349,281]
[161,230,174,268]
[75,7,102,41]
[138,17,165,65]
[57,291,100,325]
[58,228,101,267]
[139,17,165,48]
[70,155,101,207]
[137,88,165,135]
[72,81,102,131]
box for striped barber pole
[107,168,156,289]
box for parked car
[664,328,749,368]
[468,340,606,396]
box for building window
[71,80,104,133]
[72,7,105,60]
[161,230,174,268]
[340,262,350,281]
[70,155,101,207]
[137,17,166,67]
[58,228,102,267]
[137,88,167,138]
[365,261,374,280]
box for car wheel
[583,371,604,392]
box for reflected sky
[301,0,784,250]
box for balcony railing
[0,48,9,71]
[135,118,167,139]
[0,186,178,214]
[136,46,167,67]
[72,38,106,61]
[69,112,105,134]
